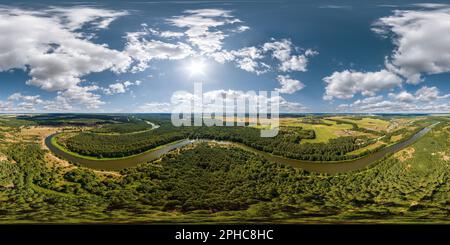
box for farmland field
[331,116,390,131]
[280,117,366,143]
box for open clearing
[329,116,390,131]
[395,147,415,162]
[281,118,362,143]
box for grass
[390,134,404,143]
[332,117,390,131]
[0,117,36,127]
[280,118,355,143]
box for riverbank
[45,123,438,173]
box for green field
[281,118,361,143]
[332,117,390,131]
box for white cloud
[373,7,450,84]
[170,89,307,113]
[415,86,450,101]
[164,9,317,75]
[133,10,316,78]
[388,86,450,103]
[0,91,95,112]
[235,25,250,33]
[228,46,269,74]
[160,31,185,38]
[47,7,128,31]
[8,93,43,104]
[125,30,194,72]
[338,99,450,113]
[0,7,135,111]
[275,75,305,94]
[323,69,402,100]
[166,9,240,54]
[411,3,450,9]
[388,90,415,102]
[106,83,126,94]
[355,95,385,105]
[0,93,44,111]
[208,38,316,75]
[262,39,317,72]
[0,7,315,112]
[0,7,131,92]
[338,86,450,113]
[103,80,142,95]
[272,96,308,112]
[56,85,104,109]
[137,102,172,112]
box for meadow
[280,117,364,143]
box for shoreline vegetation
[44,123,437,174]
[51,116,434,160]
[1,114,448,224]
[46,119,438,174]
[50,134,186,161]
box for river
[44,123,438,174]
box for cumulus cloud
[166,9,240,54]
[387,86,450,103]
[164,8,270,74]
[415,86,450,101]
[263,39,317,72]
[8,93,43,104]
[323,69,402,100]
[338,86,450,113]
[170,89,307,113]
[0,6,134,111]
[56,85,104,109]
[208,38,316,75]
[228,47,268,74]
[338,99,450,113]
[1,93,44,111]
[102,80,142,95]
[164,10,316,75]
[0,7,131,91]
[388,90,415,102]
[275,75,305,94]
[331,6,450,105]
[0,90,98,112]
[373,7,450,84]
[125,30,194,72]
[0,7,313,112]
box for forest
[56,117,379,161]
[0,119,449,223]
[60,122,190,158]
[55,114,433,162]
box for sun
[186,59,207,77]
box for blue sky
[1,0,450,113]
